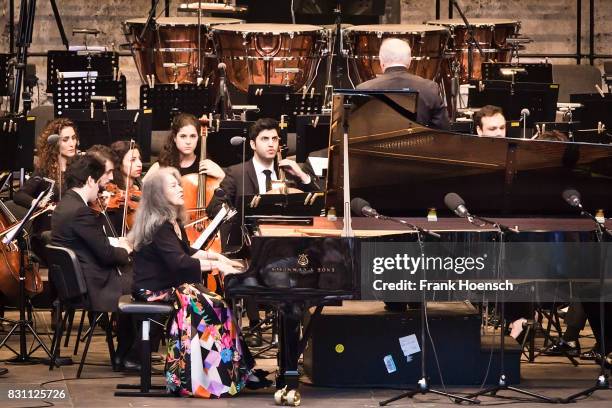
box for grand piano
[226,90,612,390]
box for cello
[181,115,224,292]
[0,199,44,303]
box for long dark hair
[158,113,201,168]
[110,140,141,189]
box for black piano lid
[326,93,612,218]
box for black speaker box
[303,301,520,387]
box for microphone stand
[451,0,485,81]
[563,208,611,403]
[379,222,476,406]
[462,215,559,403]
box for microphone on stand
[47,134,60,144]
[229,135,250,248]
[350,197,440,238]
[444,192,519,234]
[561,188,582,209]
[520,108,530,139]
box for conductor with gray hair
[356,38,449,130]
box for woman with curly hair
[143,113,224,181]
[14,118,79,262]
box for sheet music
[190,205,230,250]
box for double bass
[181,115,224,292]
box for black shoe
[0,367,7,376]
[245,372,273,390]
[151,353,164,363]
[122,359,142,372]
[580,347,601,361]
[541,340,580,357]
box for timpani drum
[343,24,450,83]
[426,18,520,82]
[211,23,326,92]
[123,16,242,84]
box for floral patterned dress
[144,282,250,398]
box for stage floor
[1,306,611,407]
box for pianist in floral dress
[129,167,270,397]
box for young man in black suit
[208,118,318,345]
[51,154,136,370]
[356,37,450,130]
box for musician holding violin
[105,140,143,236]
[13,118,79,263]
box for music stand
[0,54,10,96]
[54,75,127,117]
[0,115,36,172]
[468,81,559,128]
[246,85,323,133]
[482,63,553,83]
[570,93,612,134]
[59,109,153,161]
[0,189,57,365]
[207,120,254,168]
[140,84,211,130]
[243,193,324,217]
[295,114,330,163]
[46,50,119,94]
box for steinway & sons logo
[270,253,336,273]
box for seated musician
[356,37,450,130]
[106,140,143,235]
[129,167,271,397]
[473,105,506,138]
[209,117,318,214]
[207,117,319,344]
[50,154,138,370]
[143,113,224,181]
[14,118,79,263]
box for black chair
[46,244,117,377]
[114,294,173,397]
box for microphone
[350,197,380,218]
[230,136,246,146]
[444,192,470,218]
[351,197,440,238]
[47,134,60,144]
[520,108,530,118]
[520,108,531,138]
[214,187,227,199]
[218,62,227,75]
[562,188,582,208]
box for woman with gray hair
[129,167,270,397]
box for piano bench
[114,295,174,398]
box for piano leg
[276,304,301,390]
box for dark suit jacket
[356,66,450,130]
[51,190,130,312]
[207,159,319,250]
[209,159,319,216]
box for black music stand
[59,109,153,161]
[244,193,324,217]
[246,85,323,133]
[0,115,36,172]
[468,81,559,129]
[46,50,119,94]
[140,84,211,130]
[54,75,126,117]
[207,120,254,168]
[295,114,330,163]
[482,63,553,84]
[570,93,612,136]
[0,54,10,96]
[0,189,57,365]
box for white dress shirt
[252,156,278,194]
